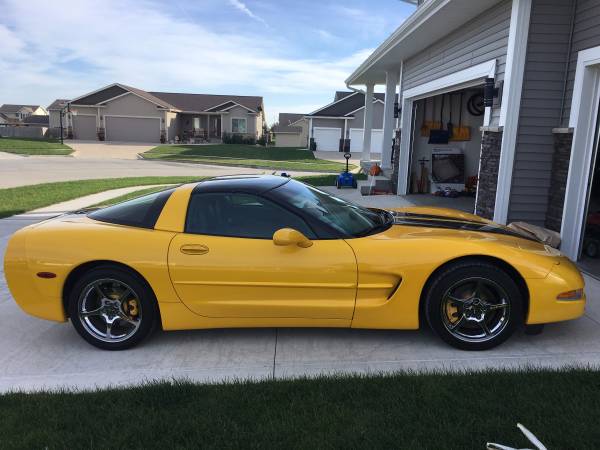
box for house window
[232,118,247,134]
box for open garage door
[105,116,161,143]
[349,128,384,154]
[313,127,341,152]
[72,115,97,140]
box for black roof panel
[192,175,289,195]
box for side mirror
[273,228,313,248]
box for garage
[349,128,384,153]
[105,116,161,143]
[313,127,341,152]
[72,115,97,140]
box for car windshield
[271,180,393,237]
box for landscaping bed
[0,369,598,449]
[0,137,73,155]
[143,144,353,172]
[0,174,353,218]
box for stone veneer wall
[545,130,574,231]
[475,129,503,220]
[390,129,401,194]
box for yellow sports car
[4,176,585,351]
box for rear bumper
[4,229,67,322]
[526,259,586,324]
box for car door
[168,191,357,319]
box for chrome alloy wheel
[441,277,510,343]
[77,279,142,343]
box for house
[303,91,388,152]
[0,113,18,127]
[50,83,266,143]
[345,0,600,268]
[271,113,307,148]
[0,104,48,121]
[47,99,70,133]
[0,105,49,138]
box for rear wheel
[425,261,523,350]
[68,266,158,350]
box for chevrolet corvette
[4,175,585,351]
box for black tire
[424,260,523,351]
[336,179,341,189]
[352,179,358,189]
[585,240,598,258]
[67,266,159,350]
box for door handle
[180,244,209,255]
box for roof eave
[345,0,505,86]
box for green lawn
[0,174,353,218]
[0,176,201,218]
[0,137,73,155]
[0,369,598,449]
[143,144,353,172]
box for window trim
[184,191,317,240]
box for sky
[0,0,415,124]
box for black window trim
[183,190,320,240]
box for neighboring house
[0,104,48,121]
[22,115,49,126]
[345,0,600,264]
[271,113,307,148]
[0,112,18,127]
[56,83,265,143]
[305,91,387,152]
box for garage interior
[406,87,486,213]
[578,104,600,277]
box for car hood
[386,206,536,241]
[381,206,558,253]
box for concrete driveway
[69,140,156,159]
[1,198,600,392]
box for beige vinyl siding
[101,93,164,118]
[165,111,178,141]
[275,133,303,148]
[402,0,511,126]
[507,0,574,225]
[48,110,62,129]
[221,106,257,136]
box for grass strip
[0,368,598,449]
[0,174,357,218]
[0,176,202,218]
[0,137,73,155]
[143,144,352,172]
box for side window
[186,192,316,239]
[88,188,175,229]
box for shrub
[222,132,256,145]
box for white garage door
[72,115,97,140]
[313,127,341,152]
[350,129,384,154]
[105,116,161,143]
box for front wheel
[68,266,158,350]
[425,261,523,350]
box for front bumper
[526,258,586,324]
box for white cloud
[227,0,267,26]
[0,0,373,123]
